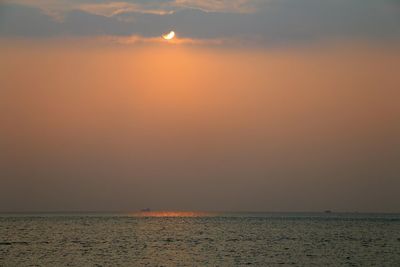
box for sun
[162,31,175,40]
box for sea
[0,212,399,266]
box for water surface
[1,212,399,266]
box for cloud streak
[78,2,172,18]
[2,0,259,21]
[173,0,260,13]
[103,35,227,46]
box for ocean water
[0,212,399,266]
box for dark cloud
[0,0,399,44]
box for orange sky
[1,39,399,212]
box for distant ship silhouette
[324,210,332,213]
[141,208,151,212]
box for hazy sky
[1,0,399,212]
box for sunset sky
[1,0,399,212]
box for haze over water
[1,0,400,213]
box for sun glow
[162,31,175,40]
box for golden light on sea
[130,211,214,217]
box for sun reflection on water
[130,211,214,217]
